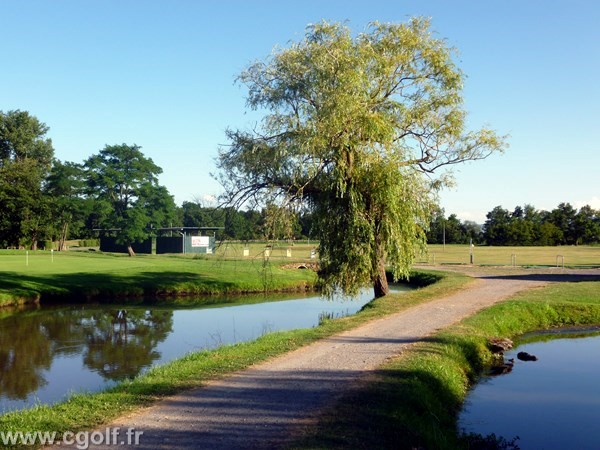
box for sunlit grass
[0,250,316,306]
[419,244,600,267]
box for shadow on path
[479,272,600,283]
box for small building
[95,227,223,255]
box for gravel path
[75,268,600,449]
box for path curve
[75,268,600,449]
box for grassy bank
[295,280,600,449]
[0,250,316,307]
[0,270,471,447]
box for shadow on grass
[0,270,242,303]
[295,368,460,449]
[294,335,516,450]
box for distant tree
[549,203,577,245]
[0,110,54,249]
[507,218,535,246]
[574,205,600,244]
[426,208,446,244]
[537,221,563,246]
[444,214,465,244]
[44,161,91,250]
[85,144,176,256]
[461,220,483,244]
[506,206,535,245]
[217,19,505,297]
[483,206,511,245]
[223,207,247,240]
[182,201,225,229]
[298,210,316,240]
[241,210,263,240]
[0,110,53,168]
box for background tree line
[0,109,314,250]
[427,204,600,246]
[3,109,598,250]
[0,110,178,253]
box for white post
[51,249,54,263]
[469,239,474,264]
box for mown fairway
[214,240,319,260]
[0,250,316,306]
[214,241,600,268]
[418,244,600,268]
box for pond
[458,330,600,449]
[0,285,411,413]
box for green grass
[210,241,600,267]
[0,250,316,306]
[295,280,600,449]
[419,244,600,268]
[0,270,471,447]
[214,240,320,260]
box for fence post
[469,239,474,264]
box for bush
[41,240,56,250]
[78,239,99,247]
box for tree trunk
[127,244,136,257]
[58,222,68,251]
[30,231,38,250]
[372,221,390,298]
[373,257,390,298]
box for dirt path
[77,268,600,449]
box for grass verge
[294,280,600,449]
[0,269,470,448]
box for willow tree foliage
[217,19,505,297]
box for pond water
[458,331,600,450]
[0,285,410,413]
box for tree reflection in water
[0,310,52,399]
[82,309,173,380]
[0,306,173,401]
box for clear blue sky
[3,0,599,223]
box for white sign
[191,236,210,248]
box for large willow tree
[217,19,505,298]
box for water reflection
[0,308,173,403]
[0,311,52,399]
[0,286,410,412]
[81,309,173,380]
